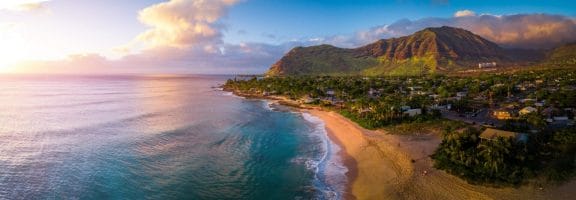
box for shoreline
[323,122,358,200]
[225,89,576,200]
[306,109,576,200]
[305,109,413,199]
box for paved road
[441,109,503,127]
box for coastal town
[224,68,576,186]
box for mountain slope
[545,42,576,66]
[267,26,509,76]
[265,45,377,76]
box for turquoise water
[0,75,345,199]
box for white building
[403,109,422,117]
[478,62,497,68]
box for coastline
[224,89,576,200]
[306,109,576,200]
[306,109,413,199]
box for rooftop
[479,128,517,140]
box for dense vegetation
[433,126,576,185]
[225,75,445,129]
[226,69,575,130]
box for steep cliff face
[266,26,510,76]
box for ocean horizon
[0,75,346,199]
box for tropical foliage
[433,127,576,185]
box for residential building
[519,106,537,115]
[479,128,528,143]
[403,108,422,117]
[493,110,513,120]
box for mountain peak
[266,26,510,76]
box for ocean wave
[261,101,278,112]
[300,113,348,200]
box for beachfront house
[479,128,528,143]
[300,95,318,104]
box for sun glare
[0,27,29,72]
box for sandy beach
[307,109,575,200]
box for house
[403,108,422,117]
[478,62,497,68]
[519,98,536,103]
[431,104,448,110]
[400,106,411,111]
[553,116,569,121]
[480,128,527,143]
[300,96,317,104]
[456,92,467,98]
[519,106,537,115]
[368,88,381,97]
[326,89,335,96]
[493,110,513,120]
[408,86,423,91]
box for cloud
[104,0,281,74]
[110,0,266,74]
[318,13,576,49]
[0,0,51,12]
[126,0,239,51]
[454,10,475,17]
[16,4,576,75]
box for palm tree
[478,137,512,176]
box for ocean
[0,75,346,199]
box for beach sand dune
[308,109,573,200]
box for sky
[0,0,575,74]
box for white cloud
[454,10,476,17]
[0,0,51,11]
[126,0,239,51]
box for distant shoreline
[224,88,576,200]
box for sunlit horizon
[0,0,575,74]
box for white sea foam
[221,91,245,99]
[259,100,347,199]
[301,112,348,200]
[261,100,276,111]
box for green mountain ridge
[266,26,564,76]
